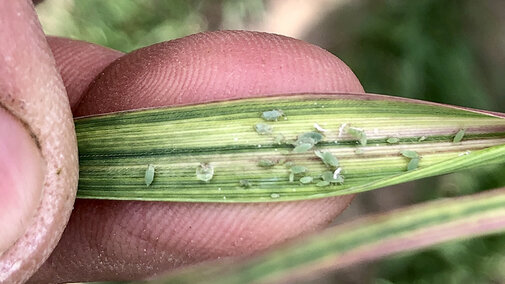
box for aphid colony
[144,109,467,187]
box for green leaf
[75,93,505,202]
[151,188,505,284]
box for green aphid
[453,129,466,143]
[292,143,314,153]
[314,151,339,167]
[316,181,330,187]
[387,137,400,144]
[347,127,367,146]
[145,164,155,186]
[274,134,285,145]
[401,150,419,159]
[297,132,324,145]
[291,165,307,174]
[258,159,276,167]
[255,123,273,135]
[300,176,313,184]
[240,179,252,188]
[407,158,420,171]
[196,163,214,182]
[320,170,344,184]
[289,165,307,183]
[261,109,285,121]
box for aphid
[296,132,324,145]
[347,127,367,146]
[314,151,339,167]
[258,159,276,167]
[314,123,328,132]
[355,148,364,155]
[407,158,419,171]
[386,137,399,144]
[289,165,307,182]
[261,109,285,121]
[333,167,342,179]
[145,164,155,186]
[274,133,285,145]
[240,179,252,188]
[458,150,472,156]
[300,176,313,184]
[338,123,348,137]
[255,123,273,135]
[316,181,330,187]
[291,165,307,174]
[196,163,214,182]
[292,143,313,153]
[418,136,427,142]
[320,171,344,184]
[400,150,419,159]
[453,129,466,143]
[270,193,280,199]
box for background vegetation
[36,0,505,283]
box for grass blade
[144,187,505,284]
[75,93,505,202]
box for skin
[0,1,78,283]
[1,1,365,283]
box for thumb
[0,1,78,283]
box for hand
[1,2,364,283]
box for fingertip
[75,31,363,115]
[46,37,123,110]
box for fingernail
[0,107,44,256]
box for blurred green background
[36,0,505,283]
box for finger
[33,31,363,283]
[46,37,123,110]
[0,1,78,283]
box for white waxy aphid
[333,167,342,179]
[270,193,280,199]
[338,123,348,137]
[145,164,155,186]
[314,123,328,132]
[196,163,214,182]
[458,150,472,156]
